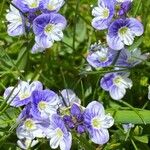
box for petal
[50,135,60,149]
[30,81,43,91]
[60,89,81,107]
[101,114,114,128]
[109,85,126,100]
[31,43,45,53]
[70,103,81,117]
[100,73,114,91]
[128,18,144,36]
[85,101,105,117]
[92,17,111,30]
[60,133,72,150]
[89,128,109,145]
[107,35,124,50]
[50,29,64,41]
[35,34,53,48]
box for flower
[31,89,59,119]
[118,1,132,16]
[107,18,144,50]
[33,13,67,48]
[17,138,39,150]
[47,114,72,150]
[122,123,134,133]
[16,103,49,139]
[92,0,115,30]
[58,89,81,108]
[13,0,41,13]
[6,5,25,36]
[83,101,114,145]
[41,0,65,12]
[116,48,148,67]
[63,103,85,134]
[100,72,133,100]
[16,117,46,139]
[3,80,43,107]
[87,46,115,68]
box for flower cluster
[86,0,148,100]
[4,80,114,150]
[6,0,67,53]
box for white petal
[109,85,126,100]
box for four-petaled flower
[31,89,59,119]
[84,101,114,144]
[87,46,115,68]
[33,13,67,48]
[16,117,46,140]
[100,72,133,100]
[107,18,144,50]
[92,0,115,30]
[4,80,43,107]
[47,114,72,150]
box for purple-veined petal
[109,85,126,100]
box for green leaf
[134,135,149,144]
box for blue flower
[83,101,114,145]
[122,123,134,133]
[17,103,49,140]
[47,114,72,150]
[13,0,41,13]
[63,103,85,134]
[87,45,116,68]
[41,0,65,12]
[92,0,115,30]
[107,18,144,50]
[115,48,148,68]
[16,117,47,139]
[118,1,132,16]
[3,81,43,107]
[6,5,25,36]
[31,89,59,119]
[58,89,81,108]
[100,72,132,100]
[33,13,67,48]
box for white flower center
[98,51,108,62]
[19,92,30,100]
[47,4,55,11]
[102,8,110,19]
[91,117,101,129]
[44,24,54,35]
[24,119,36,130]
[113,76,122,85]
[119,27,129,36]
[24,0,40,9]
[118,26,134,45]
[38,101,47,111]
[56,128,63,138]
